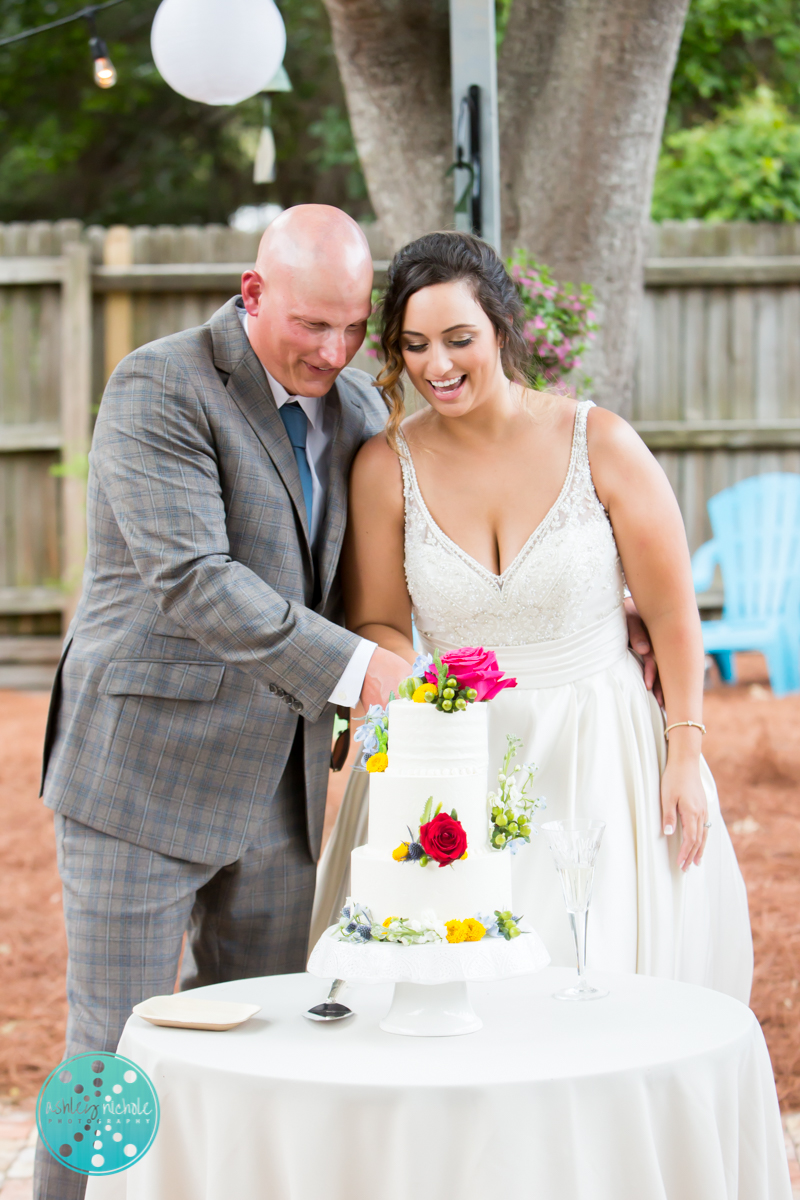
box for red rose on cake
[424,646,516,701]
[419,812,468,867]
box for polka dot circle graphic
[37,1052,159,1177]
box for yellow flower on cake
[366,751,388,772]
[382,917,399,927]
[461,918,486,942]
[392,843,409,861]
[445,919,467,943]
[412,682,438,703]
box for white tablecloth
[86,968,790,1200]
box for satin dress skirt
[482,608,753,1004]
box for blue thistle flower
[356,924,372,941]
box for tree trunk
[322,0,452,251]
[498,0,689,412]
[325,0,689,411]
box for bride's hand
[661,751,708,871]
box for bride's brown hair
[376,231,528,452]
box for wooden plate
[132,994,261,1031]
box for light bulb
[93,56,117,88]
[89,36,117,89]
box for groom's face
[242,261,372,397]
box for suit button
[269,683,278,694]
[276,688,286,697]
[291,700,304,713]
[284,694,292,704]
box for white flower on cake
[488,735,546,853]
[333,899,524,945]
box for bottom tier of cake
[350,845,512,925]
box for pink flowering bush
[508,249,598,394]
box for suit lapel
[209,300,312,564]
[317,375,366,610]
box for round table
[85,968,790,1200]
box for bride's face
[400,280,506,417]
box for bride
[317,230,753,1003]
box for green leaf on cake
[434,649,447,692]
[451,808,458,820]
[421,796,433,825]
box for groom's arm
[92,349,365,722]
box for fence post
[60,241,92,625]
[104,225,133,380]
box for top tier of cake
[384,699,488,776]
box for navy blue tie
[279,402,314,529]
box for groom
[35,205,410,1200]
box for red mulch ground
[1,656,799,1105]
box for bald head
[241,205,373,396]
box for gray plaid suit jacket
[42,296,386,866]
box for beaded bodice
[399,400,626,649]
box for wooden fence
[2,218,800,685]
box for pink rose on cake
[425,647,517,701]
[418,812,468,867]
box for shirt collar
[238,304,323,431]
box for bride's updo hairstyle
[376,231,528,451]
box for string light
[0,1,127,90]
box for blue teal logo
[36,1052,159,1175]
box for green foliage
[668,0,800,132]
[653,86,800,222]
[0,0,369,224]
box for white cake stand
[307,924,550,1037]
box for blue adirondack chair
[691,472,800,696]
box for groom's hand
[359,647,411,711]
[625,597,664,707]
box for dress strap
[395,429,417,509]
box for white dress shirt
[236,305,376,707]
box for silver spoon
[304,978,353,1022]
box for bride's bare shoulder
[350,431,404,512]
[586,402,663,503]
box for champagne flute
[542,818,608,1001]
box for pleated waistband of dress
[419,606,629,690]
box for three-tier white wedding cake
[349,699,512,926]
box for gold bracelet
[664,720,706,739]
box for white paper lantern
[151,0,286,107]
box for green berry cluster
[426,675,478,713]
[490,803,532,848]
[494,910,522,940]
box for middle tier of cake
[368,770,491,855]
[350,844,512,925]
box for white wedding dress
[313,400,753,1003]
